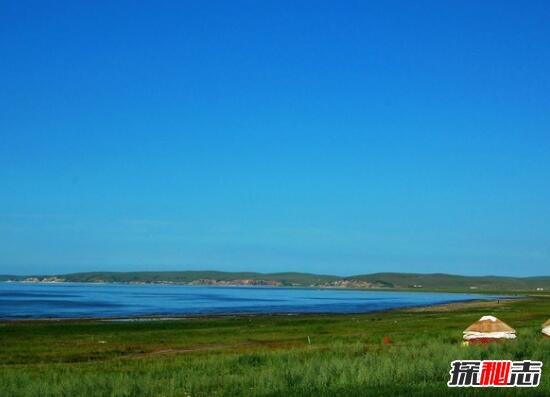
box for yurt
[543,319,550,338]
[463,315,516,344]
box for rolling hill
[2,271,549,291]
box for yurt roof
[464,316,515,333]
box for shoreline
[0,279,529,295]
[0,296,521,323]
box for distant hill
[57,271,339,285]
[348,272,550,291]
[2,271,549,292]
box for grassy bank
[1,297,549,396]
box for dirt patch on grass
[124,338,304,360]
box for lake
[0,282,501,319]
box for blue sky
[1,1,549,276]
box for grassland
[1,296,549,396]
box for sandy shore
[402,297,518,312]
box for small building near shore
[463,315,516,344]
[543,319,550,337]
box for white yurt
[463,315,516,344]
[542,319,550,337]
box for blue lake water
[0,282,501,319]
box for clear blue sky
[1,1,549,276]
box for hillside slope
[2,270,549,291]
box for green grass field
[1,296,548,396]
